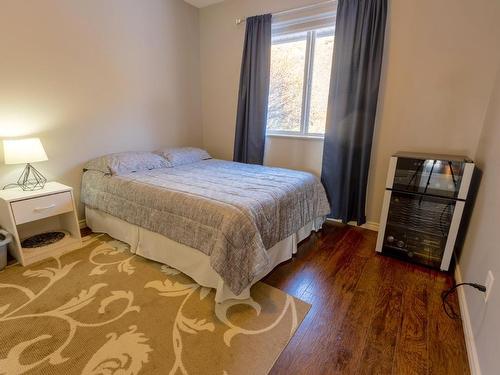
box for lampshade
[3,138,48,165]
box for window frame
[266,27,334,139]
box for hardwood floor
[264,221,470,375]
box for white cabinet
[0,182,82,266]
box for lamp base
[17,163,47,191]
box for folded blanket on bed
[81,159,330,294]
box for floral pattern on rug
[0,234,309,375]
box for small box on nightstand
[0,182,82,266]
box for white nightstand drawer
[11,191,73,225]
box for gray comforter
[81,159,330,294]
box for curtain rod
[235,0,335,25]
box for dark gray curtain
[233,14,272,164]
[321,0,387,225]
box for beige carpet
[0,234,309,375]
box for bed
[81,148,330,302]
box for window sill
[266,133,324,141]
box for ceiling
[184,0,224,8]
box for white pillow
[155,147,212,167]
[84,151,171,175]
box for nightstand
[0,182,82,266]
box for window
[267,27,334,137]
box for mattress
[81,159,330,294]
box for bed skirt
[85,207,324,302]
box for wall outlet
[485,270,495,303]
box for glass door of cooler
[392,157,465,198]
[382,191,455,269]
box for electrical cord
[441,282,486,320]
[2,183,19,190]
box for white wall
[368,0,500,224]
[0,0,202,218]
[200,0,500,223]
[264,136,324,175]
[458,67,500,375]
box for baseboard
[78,218,87,229]
[455,264,481,375]
[359,221,379,232]
[327,218,379,232]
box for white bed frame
[86,207,324,302]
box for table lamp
[3,138,48,191]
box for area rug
[0,234,310,375]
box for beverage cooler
[375,152,476,271]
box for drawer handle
[34,204,56,212]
